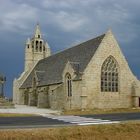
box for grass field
[0,113,35,117]
[63,108,140,115]
[0,122,140,140]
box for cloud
[47,11,89,32]
[0,0,140,97]
[0,0,38,34]
[0,0,139,43]
[42,0,100,9]
[37,0,140,43]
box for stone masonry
[13,27,140,110]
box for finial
[45,42,50,48]
[26,38,30,44]
[34,22,42,38]
[106,28,113,35]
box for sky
[0,0,140,98]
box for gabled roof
[20,34,105,89]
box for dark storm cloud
[0,0,140,97]
[0,0,140,42]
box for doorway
[24,92,29,105]
[139,98,140,107]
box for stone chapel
[13,24,140,110]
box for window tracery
[101,56,119,92]
[65,73,72,96]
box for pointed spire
[26,38,30,44]
[106,28,113,35]
[45,42,51,56]
[34,23,42,38]
[45,41,50,48]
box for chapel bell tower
[25,24,51,71]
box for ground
[63,108,140,115]
[1,104,140,116]
[0,105,60,116]
[0,106,140,139]
[0,122,140,140]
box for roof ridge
[20,33,105,88]
[41,33,105,62]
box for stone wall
[47,61,83,110]
[132,80,140,107]
[48,84,64,110]
[82,30,137,109]
[13,68,34,104]
[14,29,140,110]
[37,86,50,108]
[48,81,82,110]
[62,62,82,110]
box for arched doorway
[24,89,29,105]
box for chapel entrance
[33,90,38,106]
[34,93,38,106]
[24,90,29,105]
[24,93,29,105]
[28,89,38,106]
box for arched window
[65,73,72,97]
[40,41,42,52]
[101,56,119,92]
[36,41,39,51]
[36,46,38,52]
[36,40,38,46]
[40,46,42,52]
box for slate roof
[20,34,105,89]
